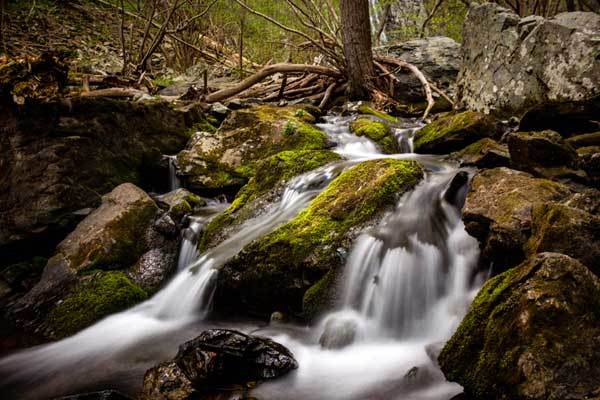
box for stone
[439,253,600,400]
[457,4,600,117]
[519,97,600,137]
[413,111,502,154]
[567,131,600,148]
[156,188,206,223]
[526,203,600,276]
[462,168,572,269]
[319,315,359,349]
[216,159,423,318]
[142,361,194,400]
[349,117,399,154]
[453,138,510,169]
[54,390,133,400]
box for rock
[216,159,423,318]
[567,131,600,148]
[176,105,329,193]
[142,361,194,400]
[526,203,600,276]
[319,314,360,349]
[198,150,341,252]
[143,329,297,399]
[349,117,399,154]
[413,111,502,154]
[578,147,600,187]
[208,102,230,121]
[129,247,177,292]
[519,97,600,137]
[439,253,600,400]
[0,96,208,264]
[453,138,510,169]
[384,36,461,104]
[457,4,600,117]
[53,389,133,400]
[462,168,571,269]
[156,188,206,223]
[507,130,584,181]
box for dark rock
[578,146,600,187]
[156,188,206,224]
[453,138,510,169]
[526,203,600,276]
[53,389,133,400]
[519,97,600,136]
[319,315,359,349]
[443,171,469,209]
[413,111,502,154]
[457,4,600,117]
[142,361,195,400]
[439,253,600,400]
[208,102,230,121]
[567,131,600,148]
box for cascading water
[0,113,484,400]
[369,0,388,43]
[166,155,181,191]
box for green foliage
[283,121,298,136]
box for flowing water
[0,113,483,400]
[369,0,388,44]
[166,155,181,191]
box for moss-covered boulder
[355,103,398,123]
[199,150,342,251]
[216,159,423,319]
[176,105,329,193]
[526,203,600,276]
[413,111,501,154]
[453,138,510,169]
[349,117,399,154]
[155,188,206,223]
[46,271,147,338]
[463,168,572,269]
[439,253,600,400]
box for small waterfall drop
[166,155,181,191]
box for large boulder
[216,159,424,318]
[8,184,175,338]
[439,253,600,400]
[142,329,297,399]
[413,111,502,154]
[462,168,572,269]
[457,3,600,117]
[384,36,461,104]
[0,96,208,265]
[176,105,330,193]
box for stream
[0,114,484,400]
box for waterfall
[369,0,388,44]
[166,155,181,191]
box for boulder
[578,146,600,187]
[176,105,330,193]
[439,253,600,400]
[526,203,600,276]
[457,3,600,117]
[567,131,600,148]
[142,329,297,399]
[0,96,208,265]
[155,188,207,224]
[462,168,571,269]
[216,159,423,318]
[453,138,510,169]
[53,390,133,400]
[413,111,502,154]
[349,117,399,154]
[384,36,461,104]
[199,149,341,252]
[519,97,600,137]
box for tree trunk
[340,0,374,99]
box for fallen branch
[205,63,341,103]
[319,81,337,108]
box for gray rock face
[384,36,461,103]
[457,3,600,117]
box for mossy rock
[453,138,510,168]
[199,150,342,252]
[439,252,600,400]
[216,159,423,318]
[176,105,329,192]
[46,270,148,338]
[349,117,399,154]
[356,103,398,123]
[413,111,501,154]
[566,131,600,148]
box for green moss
[349,117,399,154]
[357,104,398,123]
[190,119,218,134]
[303,268,337,320]
[413,111,499,153]
[47,271,148,338]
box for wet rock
[519,97,600,136]
[217,159,423,318]
[453,138,510,169]
[53,389,133,400]
[0,96,207,263]
[462,168,571,269]
[142,361,194,400]
[176,105,329,193]
[349,117,399,154]
[413,111,502,154]
[567,131,600,148]
[526,203,600,276]
[507,130,584,181]
[129,247,177,292]
[156,188,206,224]
[143,329,297,399]
[384,36,461,105]
[319,316,359,349]
[578,146,600,187]
[439,253,600,400]
[458,4,600,117]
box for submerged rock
[216,159,423,318]
[439,253,600,400]
[176,105,329,193]
[457,3,600,117]
[349,117,399,154]
[142,329,297,399]
[413,111,502,154]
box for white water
[166,155,181,191]
[0,113,483,400]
